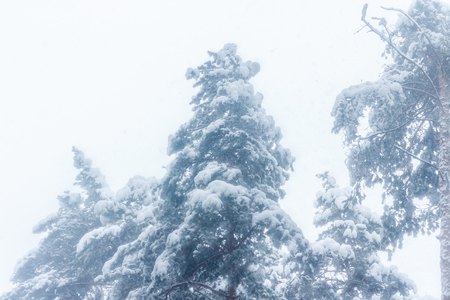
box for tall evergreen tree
[2,148,112,299]
[2,148,159,300]
[90,175,162,300]
[309,173,416,299]
[331,0,450,297]
[99,44,309,300]
[77,172,160,300]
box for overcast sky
[0,0,444,298]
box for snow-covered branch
[394,144,438,170]
[361,4,440,99]
[161,281,237,299]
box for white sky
[0,0,444,298]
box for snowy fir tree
[331,0,450,298]
[2,147,113,299]
[75,164,160,299]
[308,173,416,299]
[96,43,309,300]
[2,148,159,300]
[92,174,161,299]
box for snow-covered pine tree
[308,173,416,299]
[2,148,112,299]
[77,172,160,299]
[3,148,159,300]
[88,175,161,299]
[331,0,450,297]
[99,44,309,300]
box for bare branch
[446,172,450,193]
[360,119,412,140]
[406,105,438,151]
[403,81,435,88]
[355,24,369,34]
[394,144,438,170]
[361,4,440,99]
[362,3,368,19]
[356,75,438,142]
[381,6,421,29]
[401,86,440,100]
[413,104,438,117]
[407,118,427,152]
[381,6,443,66]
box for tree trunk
[438,64,450,300]
[225,225,238,300]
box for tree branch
[360,102,437,140]
[235,227,255,249]
[161,281,237,299]
[381,6,421,29]
[360,119,412,140]
[394,144,438,170]
[361,4,440,99]
[381,6,442,66]
[191,282,233,298]
[407,118,427,152]
[185,227,254,279]
[401,85,439,100]
[194,289,215,300]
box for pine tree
[2,148,111,299]
[331,0,450,297]
[99,44,309,300]
[77,173,160,300]
[3,148,159,300]
[309,173,416,299]
[90,175,161,300]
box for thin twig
[403,81,434,88]
[381,7,421,29]
[361,119,412,140]
[360,102,437,140]
[407,119,427,152]
[355,24,369,34]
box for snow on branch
[360,4,440,99]
[394,144,438,170]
